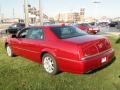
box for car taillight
[80,45,99,60]
[83,45,98,57]
[105,38,112,49]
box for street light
[13,8,15,19]
[92,0,101,4]
[92,0,101,18]
[92,0,101,25]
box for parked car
[76,23,100,34]
[108,21,118,27]
[116,21,120,29]
[6,23,25,34]
[5,25,115,75]
[97,22,109,27]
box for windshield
[51,26,87,39]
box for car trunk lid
[63,35,111,57]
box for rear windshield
[51,26,87,39]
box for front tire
[42,53,59,75]
[6,45,14,57]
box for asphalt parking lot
[96,26,120,36]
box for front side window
[51,26,87,39]
[18,28,28,38]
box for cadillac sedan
[5,25,115,75]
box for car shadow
[86,57,116,74]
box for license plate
[101,57,107,63]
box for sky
[0,0,120,18]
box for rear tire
[6,45,14,57]
[42,53,59,75]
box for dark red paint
[5,25,115,74]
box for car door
[10,28,29,56]
[18,27,44,63]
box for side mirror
[11,34,17,38]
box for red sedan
[5,25,115,75]
[76,23,100,34]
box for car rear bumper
[58,49,115,74]
[79,49,115,74]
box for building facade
[54,8,85,23]
[28,4,48,24]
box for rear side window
[26,28,44,40]
[51,26,87,39]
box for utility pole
[39,0,43,25]
[24,0,29,27]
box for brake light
[105,38,112,48]
[83,46,98,57]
